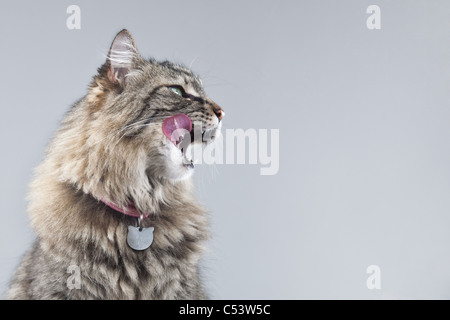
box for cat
[6,29,224,299]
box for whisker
[118,118,152,133]
[189,55,199,69]
[107,119,163,150]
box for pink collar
[100,199,150,218]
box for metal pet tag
[127,226,154,251]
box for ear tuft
[107,29,140,87]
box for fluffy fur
[6,30,223,299]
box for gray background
[1,0,449,299]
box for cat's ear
[107,29,141,87]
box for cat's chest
[88,242,197,299]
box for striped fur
[6,30,222,300]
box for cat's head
[86,30,223,183]
[48,29,224,212]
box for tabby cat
[6,29,223,299]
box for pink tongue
[162,114,192,145]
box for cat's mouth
[162,114,218,168]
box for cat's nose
[211,102,224,121]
